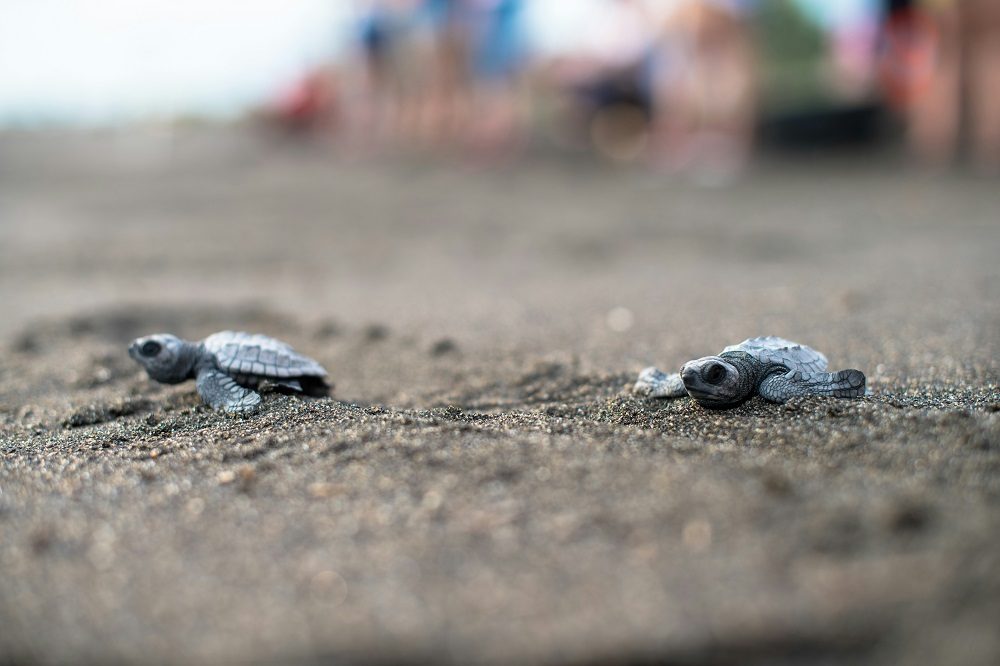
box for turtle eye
[703,363,726,384]
[140,340,162,357]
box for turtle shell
[724,336,829,374]
[203,331,327,379]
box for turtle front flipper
[195,368,262,413]
[758,368,866,404]
[634,367,688,399]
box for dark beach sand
[1,129,998,665]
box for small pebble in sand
[363,324,389,342]
[682,519,713,552]
[313,320,341,339]
[308,482,341,498]
[309,570,348,605]
[606,307,635,333]
[421,490,444,511]
[429,338,459,357]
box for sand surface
[1,129,998,665]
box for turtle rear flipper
[634,367,687,399]
[196,368,262,413]
[759,369,866,404]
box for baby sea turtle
[128,331,330,413]
[634,336,865,409]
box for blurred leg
[965,0,1000,170]
[908,5,960,165]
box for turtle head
[680,356,747,408]
[129,333,196,384]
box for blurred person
[753,0,883,148]
[269,66,340,135]
[340,0,398,149]
[530,0,667,162]
[345,0,445,150]
[343,0,530,159]
[648,0,757,180]
[881,0,1000,170]
[454,0,529,157]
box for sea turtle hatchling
[128,331,330,413]
[634,336,865,409]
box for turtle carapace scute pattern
[634,336,865,409]
[128,331,330,413]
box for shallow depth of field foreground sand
[1,130,998,665]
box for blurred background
[2,0,998,172]
[2,0,998,386]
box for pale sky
[0,0,355,125]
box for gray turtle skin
[634,336,865,409]
[128,331,330,413]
